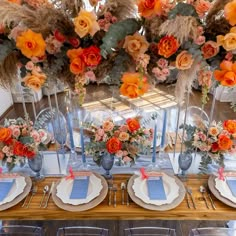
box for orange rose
[74,10,100,38]
[16,29,46,59]
[120,72,149,98]
[218,134,233,151]
[126,118,140,133]
[0,127,12,142]
[217,27,236,51]
[175,51,193,70]
[123,33,149,59]
[106,137,122,154]
[8,0,22,4]
[13,141,24,156]
[137,0,162,18]
[70,58,85,75]
[214,60,236,87]
[195,0,211,17]
[223,120,236,134]
[23,71,46,91]
[224,0,236,26]
[157,35,179,58]
[67,48,84,61]
[82,46,101,66]
[201,41,219,59]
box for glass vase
[101,152,114,179]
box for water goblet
[101,152,114,179]
[178,150,193,180]
[28,153,44,181]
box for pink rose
[119,125,128,132]
[97,128,105,137]
[30,130,40,143]
[84,71,97,82]
[157,58,168,69]
[197,26,204,35]
[112,16,117,23]
[195,0,212,17]
[162,68,170,76]
[12,127,20,138]
[25,61,35,71]
[2,146,9,154]
[95,134,102,142]
[119,132,129,141]
[201,41,219,59]
[194,36,206,45]
[8,25,26,40]
[98,19,106,28]
[104,12,112,21]
[102,120,114,132]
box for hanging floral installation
[0,0,235,108]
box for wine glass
[178,150,193,180]
[28,153,44,181]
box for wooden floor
[0,84,234,236]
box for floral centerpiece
[86,117,153,165]
[182,119,236,172]
[0,117,51,171]
[0,0,234,109]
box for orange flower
[126,118,140,133]
[218,134,233,151]
[23,71,46,91]
[201,41,219,59]
[175,51,193,70]
[157,35,179,58]
[74,10,100,38]
[214,60,236,87]
[195,0,211,17]
[8,0,22,4]
[13,141,25,156]
[217,27,236,51]
[123,33,149,59]
[70,58,85,75]
[223,120,236,134]
[224,0,236,26]
[82,46,101,66]
[106,137,122,154]
[16,29,46,59]
[67,48,84,61]
[137,0,162,18]
[0,127,12,142]
[120,72,149,98]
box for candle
[152,121,157,163]
[80,125,86,163]
[66,109,75,150]
[160,109,167,148]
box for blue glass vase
[101,152,114,179]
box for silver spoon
[199,186,209,209]
[40,185,49,208]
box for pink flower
[225,52,233,61]
[45,35,62,54]
[12,127,20,138]
[115,150,123,157]
[96,128,104,137]
[162,68,170,76]
[197,26,204,35]
[95,134,102,142]
[119,132,129,141]
[198,70,212,88]
[123,156,132,163]
[111,16,117,23]
[8,25,26,40]
[114,130,120,137]
[2,146,9,154]
[143,129,150,135]
[199,132,207,141]
[194,35,206,45]
[195,0,212,18]
[98,19,106,29]
[119,125,128,132]
[0,151,4,159]
[104,12,112,21]
[84,71,97,82]
[25,61,35,71]
[157,58,168,69]
[30,130,41,143]
[123,150,128,156]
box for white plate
[132,172,179,206]
[56,174,103,205]
[215,177,236,204]
[0,176,26,205]
[66,131,81,149]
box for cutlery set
[185,186,216,210]
[21,182,55,209]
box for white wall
[0,87,13,116]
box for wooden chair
[57,226,109,236]
[0,225,43,236]
[189,227,236,236]
[124,227,176,236]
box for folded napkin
[0,179,15,202]
[69,176,90,199]
[147,176,167,200]
[226,177,236,197]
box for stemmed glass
[28,153,44,181]
[178,150,193,180]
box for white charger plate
[0,176,26,206]
[56,173,103,205]
[132,172,179,206]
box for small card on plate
[226,177,236,197]
[147,176,167,200]
[0,179,15,202]
[69,176,90,199]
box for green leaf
[168,3,199,19]
[19,136,34,144]
[100,18,141,59]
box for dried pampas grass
[0,0,75,38]
[0,52,18,88]
[144,17,163,42]
[159,16,198,44]
[175,59,199,103]
[98,0,137,20]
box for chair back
[0,225,43,236]
[57,226,109,236]
[124,227,176,236]
[189,227,236,236]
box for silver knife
[43,182,55,208]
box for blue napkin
[0,179,15,202]
[147,176,167,200]
[226,177,236,197]
[69,176,89,199]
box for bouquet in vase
[0,117,51,171]
[86,117,153,165]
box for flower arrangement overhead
[85,117,153,166]
[0,118,51,171]
[0,0,235,108]
[182,119,236,173]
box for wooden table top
[1,174,236,220]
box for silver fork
[108,180,113,206]
[113,184,117,208]
[26,185,38,208]
[186,187,196,209]
[21,185,33,207]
